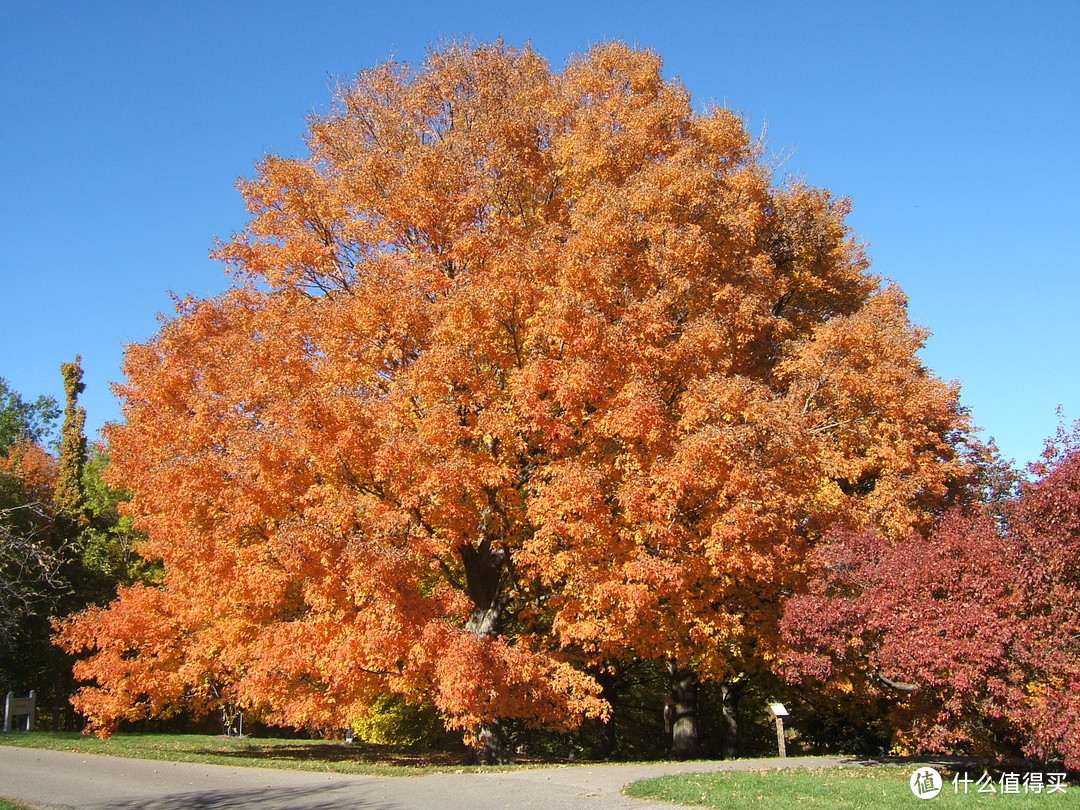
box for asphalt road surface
[0,747,852,809]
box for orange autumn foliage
[1,440,57,505]
[57,41,972,741]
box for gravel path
[0,747,855,809]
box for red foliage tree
[1009,430,1080,766]
[783,430,1080,767]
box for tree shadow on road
[97,782,401,810]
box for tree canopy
[58,41,973,758]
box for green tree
[77,446,159,600]
[53,358,87,517]
[0,377,58,452]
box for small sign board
[767,702,789,758]
[3,691,35,732]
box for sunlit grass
[624,767,1079,808]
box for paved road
[0,747,854,809]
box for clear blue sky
[2,0,1077,468]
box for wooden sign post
[767,702,789,758]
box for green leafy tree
[0,377,58,452]
[53,358,87,517]
[77,446,159,600]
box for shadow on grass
[206,742,468,768]
[840,754,984,769]
[204,740,567,769]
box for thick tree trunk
[460,537,507,637]
[467,719,510,765]
[666,659,701,760]
[459,537,511,763]
[592,668,618,760]
[720,678,747,759]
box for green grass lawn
[0,799,31,810]
[0,730,507,776]
[624,767,1079,808]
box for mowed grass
[624,767,1079,808]
[0,799,31,810]
[0,731,512,775]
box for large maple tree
[58,41,972,759]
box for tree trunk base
[667,660,701,760]
[592,668,618,760]
[720,678,747,759]
[465,720,510,764]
